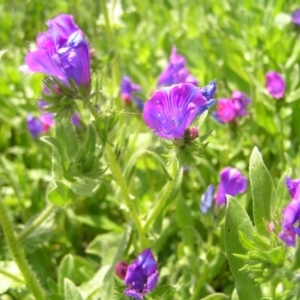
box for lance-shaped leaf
[64,278,83,300]
[225,196,262,300]
[249,147,273,236]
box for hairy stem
[144,159,179,232]
[18,204,56,242]
[0,200,46,300]
[86,102,147,249]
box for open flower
[216,167,247,206]
[157,47,198,87]
[285,176,300,201]
[143,82,215,139]
[120,76,144,110]
[212,91,250,123]
[20,14,90,88]
[124,249,159,300]
[292,8,300,26]
[265,71,285,99]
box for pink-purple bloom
[279,176,300,247]
[157,47,198,87]
[265,71,285,99]
[212,91,250,123]
[143,82,216,139]
[123,249,159,300]
[20,14,90,88]
[120,76,144,110]
[200,184,215,214]
[292,9,300,26]
[216,167,247,206]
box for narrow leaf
[58,254,75,294]
[249,147,273,236]
[225,196,262,300]
[64,278,83,300]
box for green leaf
[47,181,76,207]
[124,149,172,184]
[225,196,262,300]
[58,254,75,294]
[0,261,24,293]
[56,118,79,161]
[200,293,229,300]
[64,278,83,300]
[249,147,273,236]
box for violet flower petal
[46,14,79,36]
[292,9,300,26]
[200,184,215,214]
[265,71,285,99]
[286,176,300,201]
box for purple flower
[265,71,285,99]
[20,14,90,88]
[279,200,300,247]
[286,176,300,201]
[143,82,215,139]
[26,114,43,138]
[292,9,300,26]
[157,47,198,87]
[212,91,250,123]
[71,112,80,126]
[120,76,144,110]
[124,249,159,300]
[216,167,247,206]
[200,184,215,214]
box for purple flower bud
[279,200,300,247]
[115,261,128,280]
[216,167,247,206]
[157,47,198,87]
[200,184,215,214]
[292,9,300,26]
[124,249,158,300]
[143,83,215,139]
[71,112,80,126]
[184,126,199,140]
[120,76,144,110]
[20,14,90,88]
[265,71,285,99]
[27,114,43,138]
[286,175,300,200]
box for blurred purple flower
[286,176,300,201]
[20,14,90,88]
[292,9,300,26]
[124,249,158,300]
[143,82,215,139]
[71,112,80,126]
[157,47,198,87]
[216,167,247,206]
[212,91,250,123]
[200,184,215,214]
[120,76,144,110]
[26,114,43,138]
[279,200,300,247]
[265,71,285,99]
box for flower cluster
[143,81,216,139]
[157,47,198,87]
[115,249,159,300]
[212,91,250,123]
[279,176,300,247]
[20,14,90,89]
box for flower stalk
[0,199,46,300]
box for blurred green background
[0,0,300,299]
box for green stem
[0,200,46,300]
[99,0,122,114]
[18,204,56,243]
[143,159,178,232]
[86,102,147,249]
[0,267,25,284]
